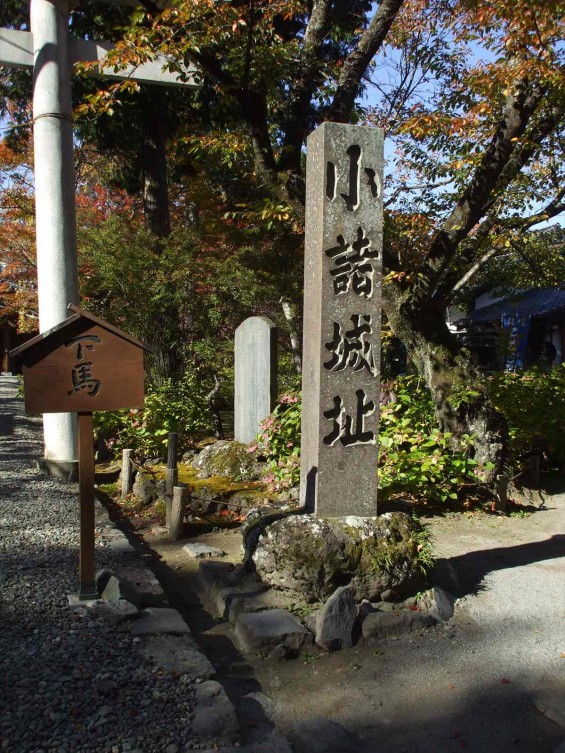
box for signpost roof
[10,303,155,358]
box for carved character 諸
[325,227,378,297]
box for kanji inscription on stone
[300,123,384,516]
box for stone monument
[234,317,278,444]
[300,123,384,516]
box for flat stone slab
[183,542,226,559]
[67,594,98,609]
[115,565,166,607]
[291,717,363,753]
[137,635,215,680]
[228,588,289,626]
[192,680,241,743]
[131,608,189,636]
[107,536,135,554]
[91,598,138,626]
[200,734,291,753]
[361,610,437,640]
[235,609,313,655]
[534,692,565,727]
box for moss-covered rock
[252,513,432,603]
[192,440,264,481]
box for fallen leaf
[560,652,565,658]
[500,677,511,684]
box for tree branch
[405,79,548,313]
[327,0,406,123]
[278,0,334,171]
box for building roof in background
[469,289,565,323]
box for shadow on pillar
[304,466,318,513]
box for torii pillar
[31,0,79,477]
[1,0,200,478]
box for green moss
[341,516,434,579]
[152,463,268,502]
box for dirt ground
[105,478,565,753]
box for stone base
[67,593,98,609]
[36,458,78,483]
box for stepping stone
[192,680,241,743]
[92,598,138,627]
[315,585,355,651]
[291,718,363,753]
[131,608,189,636]
[362,610,436,640]
[534,692,565,727]
[114,565,166,607]
[183,542,226,559]
[137,635,215,680]
[235,609,313,655]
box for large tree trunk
[142,92,171,239]
[382,281,507,481]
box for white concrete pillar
[31,0,78,467]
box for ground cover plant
[255,367,565,505]
[95,367,212,458]
[488,365,565,466]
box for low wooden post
[169,485,186,541]
[165,432,178,497]
[495,474,510,513]
[121,448,134,498]
[528,456,540,489]
[78,412,97,598]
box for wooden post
[495,474,510,513]
[165,432,178,497]
[78,412,97,598]
[121,448,133,498]
[528,456,540,489]
[169,485,186,541]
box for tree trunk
[382,281,507,481]
[142,92,171,239]
[280,297,302,375]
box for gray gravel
[0,378,207,753]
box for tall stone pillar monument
[300,123,384,517]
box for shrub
[255,377,491,503]
[254,393,301,492]
[95,368,212,458]
[488,365,565,464]
[378,376,487,502]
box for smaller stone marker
[300,122,384,517]
[234,317,277,444]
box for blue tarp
[470,289,565,324]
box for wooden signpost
[11,304,153,599]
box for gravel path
[0,378,203,753]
